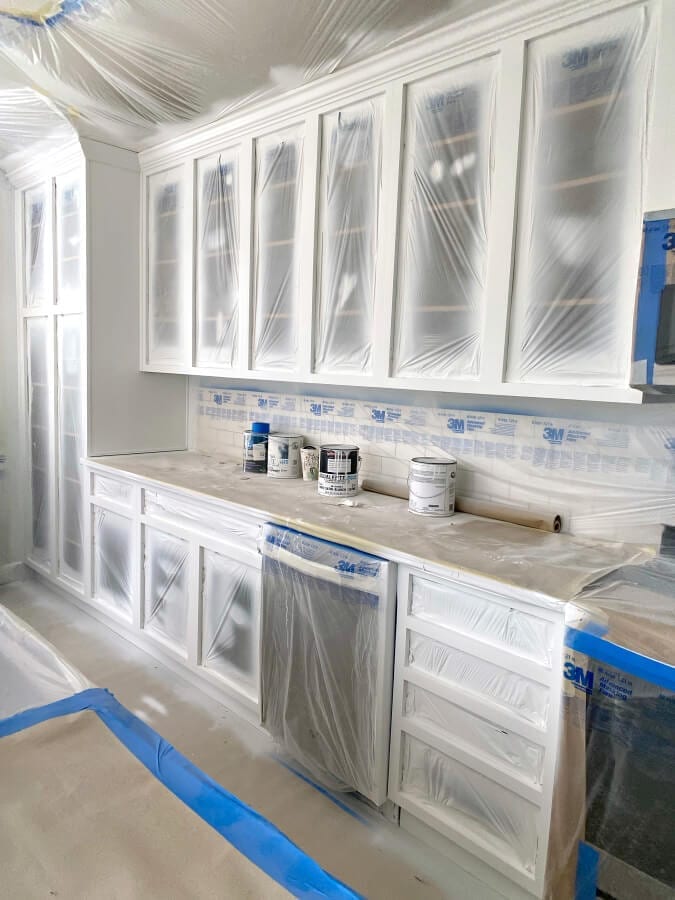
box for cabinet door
[252,129,303,371]
[57,315,84,582]
[314,99,382,374]
[24,184,52,308]
[394,61,497,378]
[201,548,260,699]
[26,317,51,565]
[196,153,239,367]
[507,7,652,384]
[147,167,188,366]
[93,506,134,621]
[143,525,190,654]
[55,172,84,308]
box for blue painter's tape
[575,841,599,900]
[565,628,675,693]
[634,217,670,384]
[274,756,371,827]
[0,689,363,900]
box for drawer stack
[389,567,565,897]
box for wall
[191,377,675,546]
[0,177,22,577]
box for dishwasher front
[260,523,396,806]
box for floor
[0,575,511,900]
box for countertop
[88,451,653,603]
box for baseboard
[0,562,26,586]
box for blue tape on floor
[575,841,599,900]
[565,627,675,693]
[274,756,371,827]
[0,689,363,900]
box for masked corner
[0,604,92,720]
[260,523,395,805]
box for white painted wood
[372,82,404,379]
[390,564,566,897]
[643,0,675,211]
[481,39,526,384]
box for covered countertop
[88,451,653,604]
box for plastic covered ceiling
[0,0,501,158]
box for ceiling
[0,0,502,156]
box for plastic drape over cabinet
[260,524,394,804]
[26,317,50,565]
[143,526,189,653]
[0,604,91,720]
[55,172,84,307]
[201,548,258,693]
[23,184,51,308]
[252,129,303,371]
[57,315,83,581]
[196,153,239,367]
[508,6,653,384]
[315,100,382,374]
[394,59,496,378]
[93,506,133,621]
[147,167,185,366]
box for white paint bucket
[300,446,320,481]
[318,445,359,497]
[267,434,303,479]
[408,457,457,517]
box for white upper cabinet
[196,152,240,368]
[252,129,303,372]
[507,6,653,386]
[139,0,671,402]
[394,61,497,379]
[146,166,188,367]
[314,100,382,375]
[55,173,85,308]
[24,183,52,308]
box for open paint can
[408,457,457,517]
[318,445,359,497]
[267,434,303,478]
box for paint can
[300,446,320,481]
[408,457,457,517]
[318,445,360,497]
[267,434,303,479]
[243,422,270,474]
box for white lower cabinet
[86,467,262,718]
[389,566,566,899]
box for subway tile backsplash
[191,381,675,546]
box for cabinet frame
[139,0,672,403]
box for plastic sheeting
[0,604,90,720]
[93,505,133,621]
[401,732,538,872]
[408,631,550,728]
[315,99,382,374]
[196,152,239,367]
[394,58,496,378]
[508,6,653,384]
[24,182,51,307]
[260,523,394,803]
[0,2,489,149]
[201,548,258,692]
[404,683,545,783]
[57,314,83,581]
[146,166,186,366]
[26,316,50,564]
[410,574,556,667]
[143,525,189,652]
[55,170,84,307]
[252,129,303,371]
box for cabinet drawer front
[93,474,134,506]
[403,682,544,783]
[408,631,549,728]
[399,732,538,873]
[410,575,555,667]
[143,488,260,544]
